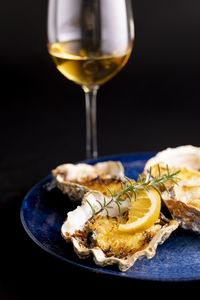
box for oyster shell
[52,161,124,201]
[145,145,200,171]
[144,145,200,233]
[61,190,178,271]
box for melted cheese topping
[82,179,124,197]
[87,216,161,258]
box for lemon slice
[118,187,161,233]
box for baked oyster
[144,145,200,233]
[61,187,178,271]
[52,161,124,201]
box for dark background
[1,0,200,298]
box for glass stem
[83,85,99,159]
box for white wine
[48,40,132,86]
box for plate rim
[20,151,200,282]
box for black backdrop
[1,1,200,298]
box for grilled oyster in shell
[144,145,200,233]
[52,161,124,201]
[61,190,178,271]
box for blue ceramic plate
[20,152,200,281]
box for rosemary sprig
[86,165,181,216]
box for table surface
[2,0,200,298]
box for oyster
[144,145,200,233]
[61,190,178,271]
[52,161,124,201]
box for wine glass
[47,0,134,158]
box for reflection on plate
[20,152,200,281]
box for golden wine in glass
[47,0,134,158]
